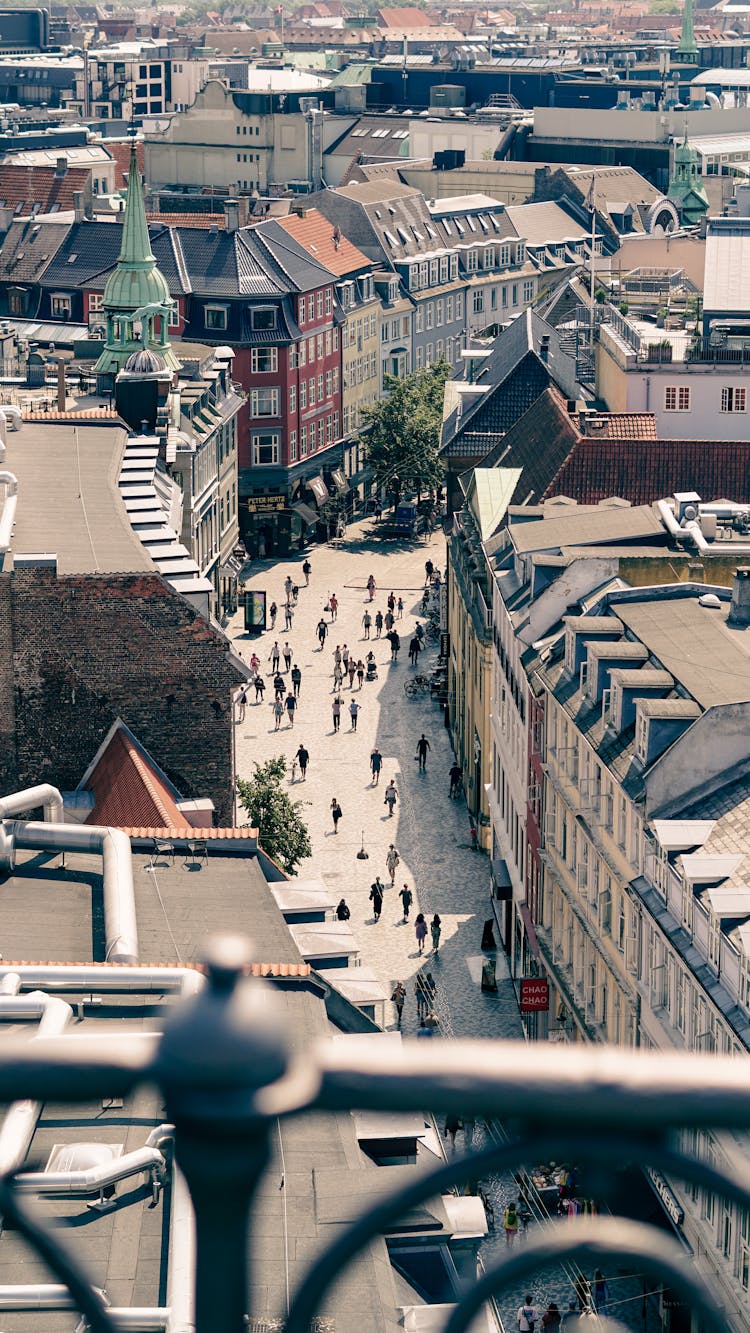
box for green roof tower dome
[95,136,181,385]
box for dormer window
[637,710,649,763]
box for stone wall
[0,569,243,824]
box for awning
[307,475,329,506]
[519,902,540,961]
[292,501,319,526]
[331,468,349,493]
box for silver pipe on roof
[0,470,18,553]
[15,1139,167,1196]
[167,1165,196,1333]
[75,1309,170,1332]
[0,992,72,1177]
[9,822,138,963]
[0,965,203,995]
[0,783,63,822]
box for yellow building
[340,272,381,491]
[447,467,521,849]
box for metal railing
[0,935,747,1333]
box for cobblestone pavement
[227,522,658,1333]
[228,515,523,1045]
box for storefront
[219,549,245,613]
[241,492,289,558]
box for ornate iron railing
[0,936,747,1333]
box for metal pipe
[75,1310,170,1332]
[0,405,21,430]
[0,784,63,822]
[167,1165,196,1333]
[0,470,18,553]
[0,992,72,1176]
[0,965,203,995]
[0,1284,84,1309]
[10,822,138,963]
[15,1142,166,1196]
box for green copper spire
[668,131,709,225]
[95,137,180,381]
[676,0,698,59]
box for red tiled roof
[123,825,258,838]
[544,439,750,508]
[106,140,145,191]
[0,164,91,215]
[575,412,658,441]
[84,728,188,829]
[377,5,435,25]
[277,207,371,277]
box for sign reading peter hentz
[520,979,550,1012]
[246,495,287,513]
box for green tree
[237,757,311,874]
[362,359,451,503]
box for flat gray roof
[4,420,155,575]
[511,505,664,555]
[617,596,750,709]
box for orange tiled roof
[147,211,226,229]
[1,959,311,977]
[576,412,658,440]
[377,5,435,26]
[277,207,371,278]
[85,728,189,829]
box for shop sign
[520,978,550,1012]
[646,1168,684,1228]
[247,494,286,513]
[244,590,267,634]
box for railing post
[157,936,295,1333]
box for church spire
[676,0,698,59]
[118,136,157,269]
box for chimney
[224,197,240,233]
[539,334,550,364]
[55,155,68,179]
[237,195,250,229]
[73,190,86,223]
[56,358,66,412]
[730,566,750,626]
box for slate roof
[475,386,581,507]
[42,219,191,296]
[0,216,71,283]
[255,217,341,291]
[546,438,750,507]
[173,226,287,298]
[441,310,581,459]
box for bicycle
[404,676,432,698]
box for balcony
[1,935,747,1333]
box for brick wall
[0,569,243,825]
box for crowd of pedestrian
[515,1268,611,1333]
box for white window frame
[250,346,278,374]
[251,431,279,466]
[250,388,279,418]
[205,304,228,331]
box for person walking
[370,748,383,785]
[283,642,292,672]
[504,1201,520,1248]
[425,559,434,586]
[332,696,342,732]
[356,659,365,689]
[249,651,260,676]
[375,610,384,638]
[386,844,400,884]
[331,798,343,834]
[391,980,405,1025]
[397,597,404,619]
[592,1271,608,1317]
[296,744,309,780]
[384,610,394,633]
[367,574,376,602]
[284,603,294,631]
[349,699,360,732]
[269,641,280,673]
[409,635,421,666]
[342,644,350,672]
[285,692,296,727]
[285,575,293,604]
[302,559,311,586]
[423,971,436,1013]
[387,591,395,614]
[369,878,384,921]
[399,883,413,921]
[236,687,247,723]
[347,659,356,689]
[333,662,343,690]
[317,618,328,650]
[334,644,342,670]
[269,601,277,630]
[449,763,462,798]
[291,664,302,698]
[415,912,428,954]
[517,1296,538,1333]
[431,913,441,952]
[384,779,398,817]
[416,734,431,772]
[415,970,429,1019]
[335,897,350,920]
[444,1114,462,1150]
[329,592,338,621]
[362,610,372,639]
[273,672,285,701]
[273,697,283,730]
[542,1304,561,1333]
[254,674,265,703]
[390,631,400,662]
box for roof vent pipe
[0,470,18,554]
[729,565,750,626]
[0,784,63,823]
